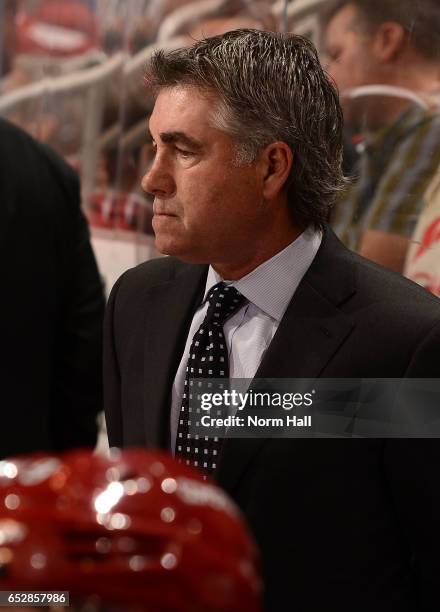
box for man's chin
[154,231,178,255]
[154,238,211,264]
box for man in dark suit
[1,118,105,458]
[104,30,440,611]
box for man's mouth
[153,207,177,217]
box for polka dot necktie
[176,282,247,475]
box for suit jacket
[0,118,105,458]
[104,228,440,611]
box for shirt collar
[203,226,322,322]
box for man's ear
[372,21,407,62]
[259,141,293,201]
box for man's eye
[175,146,194,158]
[327,50,341,62]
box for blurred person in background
[320,0,440,273]
[0,118,104,458]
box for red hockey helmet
[0,449,261,611]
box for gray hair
[146,29,346,229]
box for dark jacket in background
[0,118,105,457]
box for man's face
[142,86,268,265]
[323,4,379,96]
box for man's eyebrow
[149,130,203,149]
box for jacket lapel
[142,263,207,447]
[216,229,358,493]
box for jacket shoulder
[352,250,440,315]
[320,227,440,316]
[312,229,440,345]
[118,256,191,288]
[108,256,205,305]
[0,118,80,218]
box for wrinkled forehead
[153,83,221,110]
[150,85,225,134]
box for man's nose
[141,154,176,199]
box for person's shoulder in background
[0,117,105,457]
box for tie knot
[206,282,246,325]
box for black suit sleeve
[32,143,105,450]
[50,163,105,449]
[384,320,440,611]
